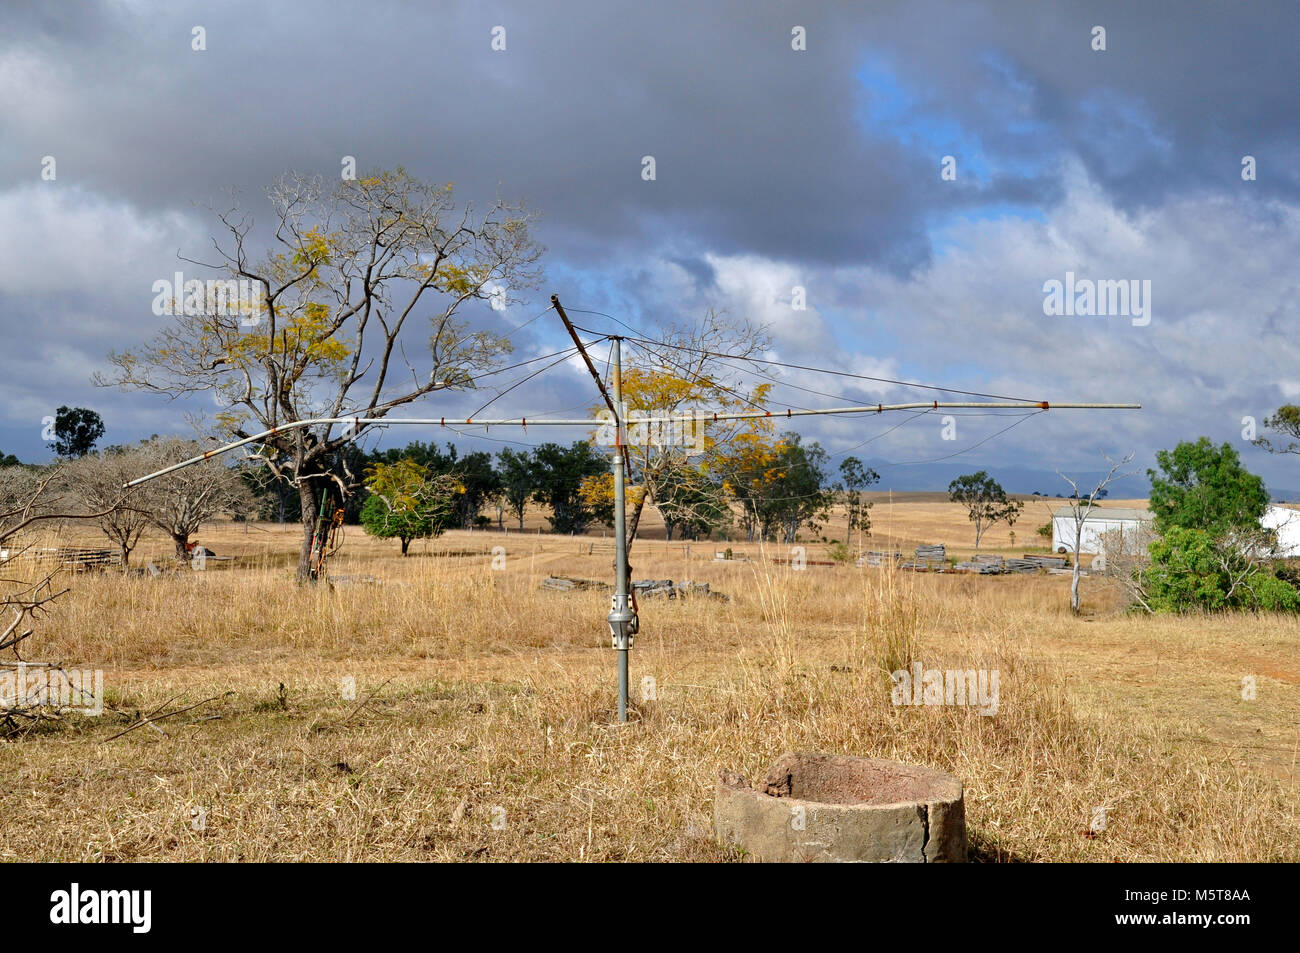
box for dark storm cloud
[9,0,1289,272]
[3,0,1300,487]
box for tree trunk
[298,479,319,582]
[625,491,648,556]
[1071,521,1084,613]
[172,533,189,560]
[401,536,411,556]
[119,542,132,568]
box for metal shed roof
[1051,506,1153,521]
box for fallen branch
[342,677,394,724]
[104,691,233,742]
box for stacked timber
[902,544,946,572]
[953,554,1004,574]
[1004,559,1040,574]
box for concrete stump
[714,752,966,863]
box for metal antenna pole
[608,336,634,723]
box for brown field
[1,496,1296,862]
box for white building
[1261,504,1300,557]
[1051,506,1154,556]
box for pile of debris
[539,575,729,601]
[539,575,609,592]
[31,547,122,572]
[329,574,385,587]
[633,579,728,601]
[860,550,905,568]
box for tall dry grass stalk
[861,565,923,678]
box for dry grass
[0,506,1296,862]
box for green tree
[745,433,831,543]
[1146,438,1268,536]
[372,441,501,529]
[948,470,1022,549]
[577,311,771,555]
[496,447,535,531]
[839,456,879,551]
[49,406,105,458]
[530,441,607,534]
[358,459,459,555]
[1253,404,1300,457]
[446,450,500,529]
[653,461,731,541]
[716,430,828,543]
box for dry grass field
[1,497,1296,862]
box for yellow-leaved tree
[581,310,772,566]
[99,169,542,580]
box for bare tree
[0,466,69,544]
[136,438,254,560]
[1055,452,1138,614]
[0,469,84,730]
[1095,521,1158,612]
[100,169,542,579]
[65,450,153,567]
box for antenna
[123,294,1142,725]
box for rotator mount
[608,561,638,650]
[608,591,637,650]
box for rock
[539,575,609,592]
[633,579,677,599]
[714,751,965,863]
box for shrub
[1245,573,1300,612]
[1143,526,1300,613]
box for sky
[2,0,1299,496]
